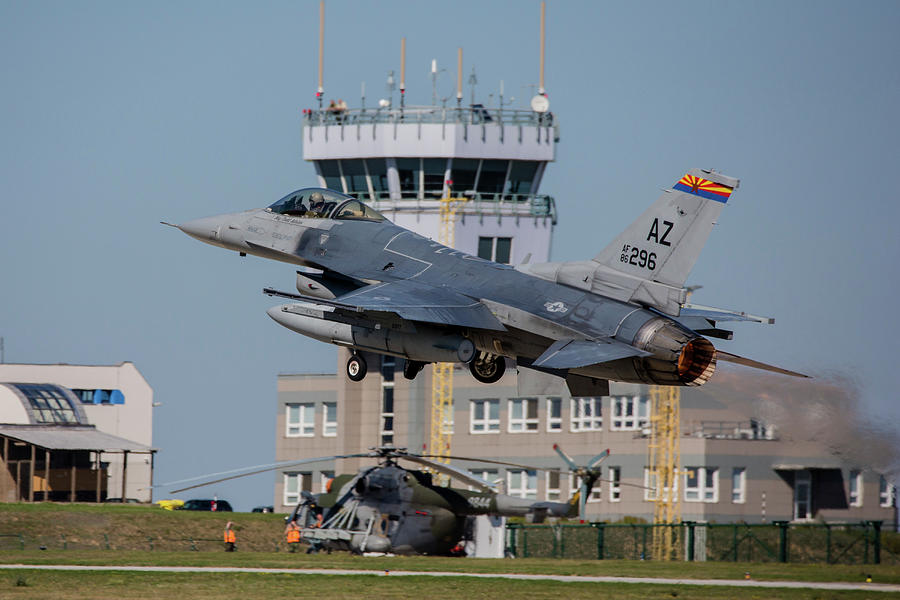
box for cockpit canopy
[267,188,386,222]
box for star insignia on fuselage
[544,301,568,314]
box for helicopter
[168,445,613,556]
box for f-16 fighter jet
[171,169,804,395]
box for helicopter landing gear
[403,360,425,380]
[469,352,506,384]
[347,353,367,382]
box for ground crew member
[285,520,301,552]
[224,521,236,552]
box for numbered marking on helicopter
[468,496,492,509]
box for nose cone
[177,215,222,243]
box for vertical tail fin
[593,169,739,289]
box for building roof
[0,424,152,452]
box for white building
[0,362,155,502]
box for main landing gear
[347,353,367,382]
[469,352,506,384]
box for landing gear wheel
[469,353,506,384]
[403,360,425,380]
[347,354,367,382]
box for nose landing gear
[347,353,367,382]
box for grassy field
[0,569,890,600]
[1,550,898,586]
[1,502,898,599]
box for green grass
[0,551,897,586]
[0,503,896,590]
[0,570,886,600]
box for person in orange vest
[285,519,301,552]
[223,521,236,552]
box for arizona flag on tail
[673,174,734,203]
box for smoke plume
[703,366,900,478]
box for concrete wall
[304,122,555,162]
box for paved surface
[2,564,899,593]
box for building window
[423,158,447,197]
[470,399,500,433]
[611,395,649,431]
[340,159,369,195]
[880,476,895,508]
[570,397,602,432]
[323,402,337,437]
[477,159,508,194]
[849,470,863,507]
[380,385,394,446]
[546,397,562,431]
[546,470,561,501]
[794,470,812,520]
[319,471,334,493]
[468,469,498,491]
[286,403,315,437]
[609,467,621,502]
[508,398,538,432]
[731,468,746,504]
[366,159,389,193]
[73,388,125,405]
[13,383,81,424]
[508,469,537,499]
[570,473,601,502]
[396,158,420,198]
[685,467,718,503]
[477,236,512,264]
[283,472,311,506]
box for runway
[2,564,898,593]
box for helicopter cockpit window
[267,188,351,218]
[333,199,386,222]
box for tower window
[477,236,512,264]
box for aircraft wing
[267,279,505,331]
[531,338,650,369]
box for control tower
[302,92,558,265]
[275,2,562,492]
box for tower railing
[304,105,556,129]
[342,192,556,224]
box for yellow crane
[429,193,467,483]
[648,385,682,560]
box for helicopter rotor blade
[553,444,579,471]
[167,452,373,494]
[418,454,543,471]
[398,455,497,493]
[587,448,611,468]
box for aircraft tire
[469,353,506,384]
[347,354,367,381]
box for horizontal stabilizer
[717,350,808,378]
[532,338,649,369]
[681,303,775,325]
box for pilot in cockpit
[309,191,326,216]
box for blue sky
[2,1,898,510]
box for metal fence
[506,521,900,565]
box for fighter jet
[171,169,804,395]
